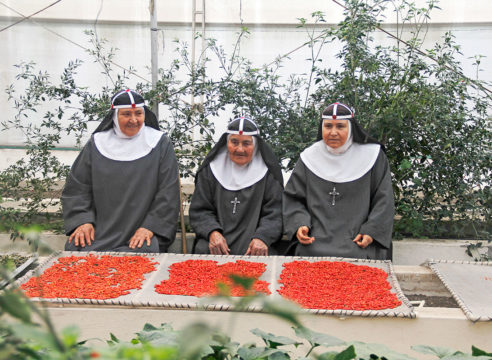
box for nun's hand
[245,238,268,256]
[129,227,154,249]
[297,226,314,245]
[69,223,94,247]
[209,231,230,255]
[353,234,373,248]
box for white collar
[300,140,380,183]
[210,146,268,191]
[94,110,163,161]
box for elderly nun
[189,116,284,256]
[62,89,180,253]
[283,102,395,260]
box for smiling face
[227,134,255,166]
[322,119,350,149]
[117,107,145,137]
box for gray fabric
[428,260,492,321]
[18,252,414,318]
[190,166,283,255]
[62,135,180,252]
[283,149,394,259]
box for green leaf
[262,299,303,327]
[229,274,255,290]
[349,341,416,360]
[0,289,31,324]
[10,323,59,350]
[269,351,291,360]
[237,346,280,360]
[318,351,339,360]
[16,346,43,360]
[334,345,357,360]
[251,328,302,348]
[440,355,492,360]
[399,159,412,171]
[143,323,159,331]
[412,345,460,358]
[136,323,179,346]
[472,346,492,357]
[294,327,345,348]
[319,346,357,360]
[60,325,80,348]
[109,332,120,343]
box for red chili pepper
[277,261,401,310]
[20,255,158,300]
[154,260,270,297]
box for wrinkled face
[117,107,145,136]
[322,119,349,149]
[227,134,254,166]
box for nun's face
[322,119,349,148]
[118,108,145,136]
[227,134,254,166]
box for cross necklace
[231,196,241,214]
[329,186,339,206]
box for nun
[62,89,180,253]
[189,116,284,255]
[283,102,395,260]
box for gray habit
[62,135,180,252]
[190,166,283,255]
[283,149,394,259]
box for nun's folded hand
[353,234,373,248]
[245,238,268,256]
[209,231,230,255]
[129,227,154,249]
[69,223,94,247]
[297,226,315,245]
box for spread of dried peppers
[20,255,157,300]
[277,260,401,310]
[154,259,270,297]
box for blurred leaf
[261,298,303,327]
[347,341,416,359]
[319,345,357,360]
[10,323,59,350]
[471,346,492,356]
[237,346,281,360]
[0,289,32,323]
[412,345,462,358]
[251,328,302,348]
[229,274,255,290]
[294,327,345,348]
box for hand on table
[209,231,230,255]
[129,227,154,249]
[245,238,268,256]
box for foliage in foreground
[0,265,491,360]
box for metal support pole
[150,0,159,118]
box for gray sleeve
[282,160,312,241]
[253,173,283,246]
[359,150,395,249]
[61,141,96,235]
[189,166,223,241]
[141,137,180,243]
